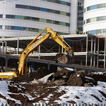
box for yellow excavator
[0,27,73,79]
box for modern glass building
[83,0,106,34]
[0,0,83,37]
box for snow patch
[30,73,54,84]
[65,67,74,71]
[0,81,21,104]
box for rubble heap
[12,66,97,87]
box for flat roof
[0,34,95,42]
[0,34,97,49]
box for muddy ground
[4,66,105,105]
[0,62,106,105]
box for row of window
[84,3,106,12]
[16,4,70,16]
[6,15,70,27]
[87,29,106,34]
[84,16,106,24]
[42,0,70,6]
[5,25,67,35]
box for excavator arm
[0,27,73,79]
[19,27,73,75]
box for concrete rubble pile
[12,66,97,87]
[12,53,98,87]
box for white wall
[70,0,78,33]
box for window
[78,6,83,10]
[60,11,66,15]
[0,25,2,29]
[55,10,60,14]
[90,5,97,10]
[91,17,96,22]
[66,23,70,27]
[60,1,67,5]
[87,19,90,23]
[40,18,46,22]
[40,8,47,12]
[0,15,2,18]
[16,4,27,9]
[54,21,59,25]
[78,17,83,20]
[47,19,52,23]
[32,17,39,21]
[15,15,24,19]
[77,27,83,31]
[14,26,23,30]
[91,30,96,34]
[60,22,66,26]
[5,26,12,30]
[6,15,15,19]
[66,13,70,16]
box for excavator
[0,27,73,79]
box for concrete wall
[70,0,78,33]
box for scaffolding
[0,34,106,69]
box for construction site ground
[0,65,106,105]
[0,54,106,105]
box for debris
[55,53,68,64]
[67,74,83,86]
[53,79,66,86]
[30,73,54,84]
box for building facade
[83,0,106,34]
[0,0,84,37]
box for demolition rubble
[12,66,97,87]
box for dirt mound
[12,66,57,83]
[8,82,63,105]
[12,65,98,87]
[2,67,106,104]
[88,74,106,82]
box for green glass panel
[91,17,96,22]
[60,22,66,26]
[60,11,66,15]
[40,18,46,22]
[15,15,24,19]
[24,16,28,20]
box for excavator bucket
[56,51,74,64]
[56,53,68,64]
